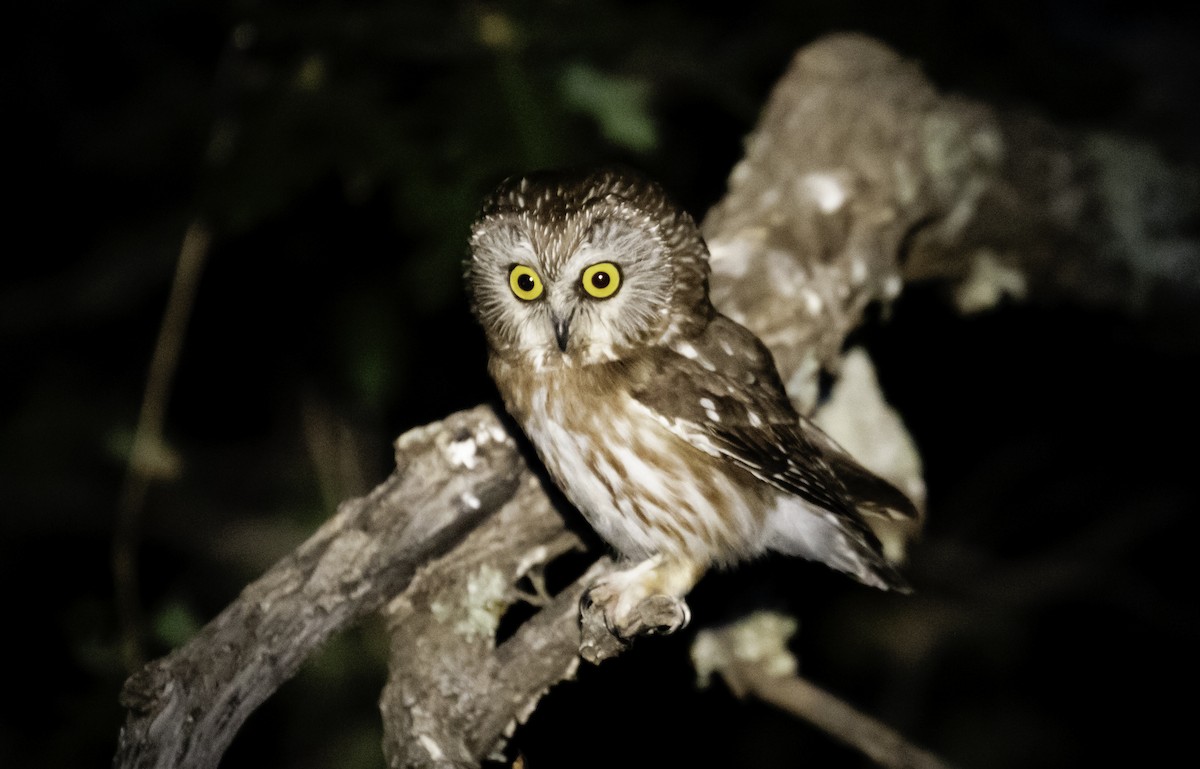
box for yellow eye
[508,265,544,301]
[581,262,621,299]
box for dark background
[5,1,1199,767]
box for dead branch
[693,611,957,769]
[696,611,955,767]
[115,220,211,671]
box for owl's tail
[761,494,912,593]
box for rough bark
[115,408,525,769]
[114,33,1198,769]
[376,467,601,768]
[706,35,1199,415]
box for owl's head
[466,168,712,367]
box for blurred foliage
[3,1,1199,768]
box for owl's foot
[582,583,690,639]
[580,556,703,641]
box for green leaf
[152,599,202,648]
[558,62,658,153]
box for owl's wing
[637,317,916,520]
[631,318,915,589]
[797,417,919,523]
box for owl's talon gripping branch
[636,595,692,637]
[580,555,701,640]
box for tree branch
[116,407,524,769]
[692,612,957,769]
[705,34,1199,412]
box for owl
[465,168,916,639]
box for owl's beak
[552,314,571,353]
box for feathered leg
[582,555,704,638]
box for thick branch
[377,466,606,768]
[704,34,1199,412]
[115,407,524,769]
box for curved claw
[642,595,691,635]
[585,588,692,640]
[579,556,703,641]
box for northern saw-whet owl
[466,168,915,638]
